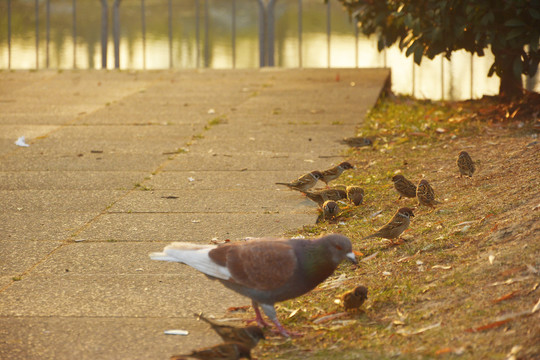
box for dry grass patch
[253,95,540,360]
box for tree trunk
[499,70,523,98]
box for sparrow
[319,161,354,185]
[340,136,373,147]
[301,188,347,206]
[416,179,441,208]
[275,170,323,192]
[341,285,368,311]
[170,342,252,360]
[196,313,265,349]
[391,174,417,199]
[346,185,364,206]
[363,207,415,242]
[316,200,340,223]
[457,151,475,177]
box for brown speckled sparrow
[302,188,347,206]
[170,342,252,360]
[320,161,354,185]
[391,174,417,199]
[363,207,414,242]
[275,170,323,192]
[341,285,368,311]
[317,200,340,223]
[346,186,364,206]
[457,151,475,177]
[196,313,265,349]
[341,137,373,148]
[416,179,441,208]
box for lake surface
[0,0,538,99]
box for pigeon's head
[322,234,357,265]
[392,174,404,182]
[458,150,469,157]
[339,161,354,170]
[311,170,324,180]
[418,179,429,186]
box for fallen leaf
[435,127,447,134]
[409,132,429,137]
[226,305,250,313]
[465,319,511,333]
[435,347,453,355]
[396,322,441,336]
[489,254,495,265]
[312,312,347,324]
[432,265,452,270]
[491,290,520,303]
[361,251,379,262]
[532,297,540,313]
[288,308,301,319]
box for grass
[251,94,540,359]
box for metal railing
[3,0,348,70]
[2,0,538,99]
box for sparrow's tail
[275,182,291,186]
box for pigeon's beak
[346,252,357,264]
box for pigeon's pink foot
[252,304,271,328]
[271,319,303,338]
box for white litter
[164,330,189,336]
[15,136,30,147]
[207,108,215,114]
[188,177,195,182]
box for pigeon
[170,342,252,360]
[457,151,475,177]
[275,170,323,192]
[196,313,265,349]
[416,179,441,208]
[341,285,368,311]
[346,185,364,206]
[301,188,347,206]
[150,234,357,337]
[363,207,415,243]
[391,174,417,199]
[319,162,354,185]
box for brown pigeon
[150,234,357,337]
[196,313,265,349]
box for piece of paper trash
[15,136,30,147]
[207,108,215,114]
[188,177,195,182]
[489,254,495,265]
[164,329,189,336]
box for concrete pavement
[0,68,389,359]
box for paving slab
[74,212,318,242]
[0,171,148,190]
[0,68,389,359]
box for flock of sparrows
[275,161,364,223]
[152,150,476,359]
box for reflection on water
[0,0,537,99]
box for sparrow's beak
[346,252,357,264]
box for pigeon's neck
[297,240,338,284]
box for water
[1,0,537,99]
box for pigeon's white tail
[149,242,231,280]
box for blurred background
[1,0,538,100]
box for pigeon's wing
[209,240,297,291]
